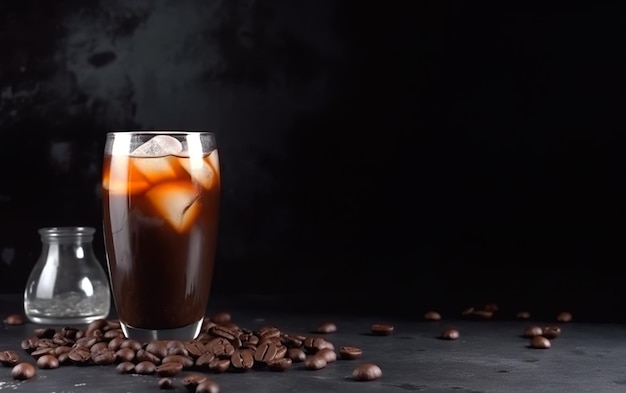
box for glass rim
[107,130,215,136]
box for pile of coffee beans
[1,312,385,391]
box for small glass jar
[24,227,111,324]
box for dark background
[0,1,623,322]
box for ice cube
[132,156,180,183]
[207,149,220,175]
[131,135,183,157]
[103,156,150,195]
[177,156,216,190]
[145,181,201,233]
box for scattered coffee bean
[471,310,493,319]
[516,311,531,319]
[287,348,306,362]
[0,350,20,366]
[36,355,59,369]
[210,311,231,325]
[557,312,572,323]
[304,355,327,370]
[530,336,551,349]
[316,348,337,363]
[196,379,220,393]
[352,363,382,381]
[461,307,474,315]
[135,361,157,375]
[158,377,174,389]
[424,311,442,321]
[440,328,460,340]
[181,373,208,390]
[116,361,135,374]
[370,324,394,336]
[338,346,363,360]
[12,362,36,380]
[4,314,24,326]
[267,357,292,371]
[542,326,561,339]
[208,358,230,373]
[315,321,337,334]
[523,325,543,338]
[156,362,183,377]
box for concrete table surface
[1,294,625,393]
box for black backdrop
[0,1,623,322]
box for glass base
[120,319,203,342]
[26,313,109,325]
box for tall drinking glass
[102,131,220,341]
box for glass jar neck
[39,227,96,245]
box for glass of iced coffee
[101,131,220,341]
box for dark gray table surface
[1,294,626,393]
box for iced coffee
[102,132,220,340]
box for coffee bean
[516,311,531,319]
[156,362,183,377]
[34,328,56,339]
[424,311,441,321]
[196,352,216,368]
[523,325,543,338]
[68,348,91,364]
[352,362,382,381]
[85,319,108,337]
[267,357,292,371]
[135,361,157,375]
[181,373,208,390]
[230,349,255,370]
[92,349,116,365]
[136,349,161,364]
[120,339,142,352]
[542,326,561,339]
[471,310,493,319]
[316,348,337,363]
[90,342,109,354]
[31,347,55,358]
[184,341,206,358]
[461,307,474,315]
[315,321,337,334]
[115,347,136,363]
[36,354,59,369]
[196,379,220,393]
[257,326,281,338]
[254,342,280,363]
[208,358,230,373]
[12,362,36,380]
[530,336,551,349]
[146,341,169,358]
[303,336,330,353]
[0,350,20,366]
[304,355,327,370]
[116,361,135,374]
[54,346,72,356]
[210,311,231,325]
[440,328,460,340]
[158,377,174,389]
[287,348,306,362]
[557,312,572,323]
[209,325,238,341]
[4,313,24,326]
[339,346,363,360]
[163,354,194,369]
[166,340,187,356]
[370,324,394,336]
